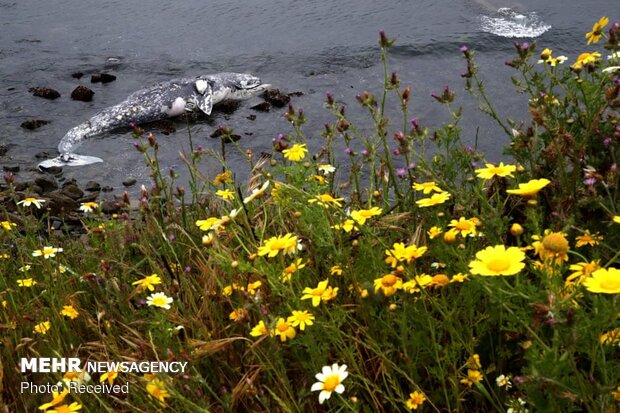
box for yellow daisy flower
[415,192,451,207]
[475,162,516,180]
[308,193,344,208]
[287,310,315,331]
[349,207,382,225]
[448,217,479,237]
[282,143,308,162]
[38,389,68,410]
[574,230,603,248]
[506,178,550,197]
[406,390,426,410]
[34,320,51,335]
[460,369,483,387]
[583,267,620,294]
[257,233,300,258]
[132,274,163,291]
[250,320,269,337]
[468,245,526,276]
[585,16,609,45]
[272,318,296,342]
[60,305,79,319]
[17,278,37,287]
[412,181,443,194]
[216,189,235,200]
[373,274,403,296]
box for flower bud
[510,223,524,236]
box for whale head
[206,73,271,103]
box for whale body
[39,72,271,168]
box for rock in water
[71,86,95,102]
[29,87,60,99]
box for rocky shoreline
[2,83,296,233]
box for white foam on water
[480,8,551,38]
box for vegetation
[1,17,619,413]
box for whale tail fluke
[38,154,104,170]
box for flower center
[600,279,620,291]
[455,221,473,231]
[322,374,341,392]
[542,233,569,254]
[382,274,397,287]
[277,322,289,332]
[487,258,511,273]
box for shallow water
[0,0,612,191]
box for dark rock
[50,218,63,230]
[71,72,84,79]
[35,176,58,192]
[262,89,290,107]
[3,165,19,173]
[102,185,114,192]
[13,182,28,191]
[61,184,84,200]
[244,132,254,136]
[35,151,51,159]
[122,178,137,187]
[29,87,60,99]
[78,192,99,203]
[45,192,79,214]
[84,181,101,192]
[40,166,63,175]
[215,100,240,114]
[31,185,44,195]
[100,73,117,83]
[288,91,304,97]
[222,134,241,143]
[153,120,176,135]
[246,114,257,121]
[251,102,271,112]
[101,200,122,214]
[62,178,78,187]
[21,120,49,130]
[71,85,94,102]
[0,145,8,156]
[92,73,116,83]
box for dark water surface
[0,0,612,191]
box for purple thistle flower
[396,168,407,179]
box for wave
[479,8,551,38]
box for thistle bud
[402,86,411,103]
[379,30,395,48]
[147,132,157,148]
[325,92,335,107]
[390,72,400,88]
